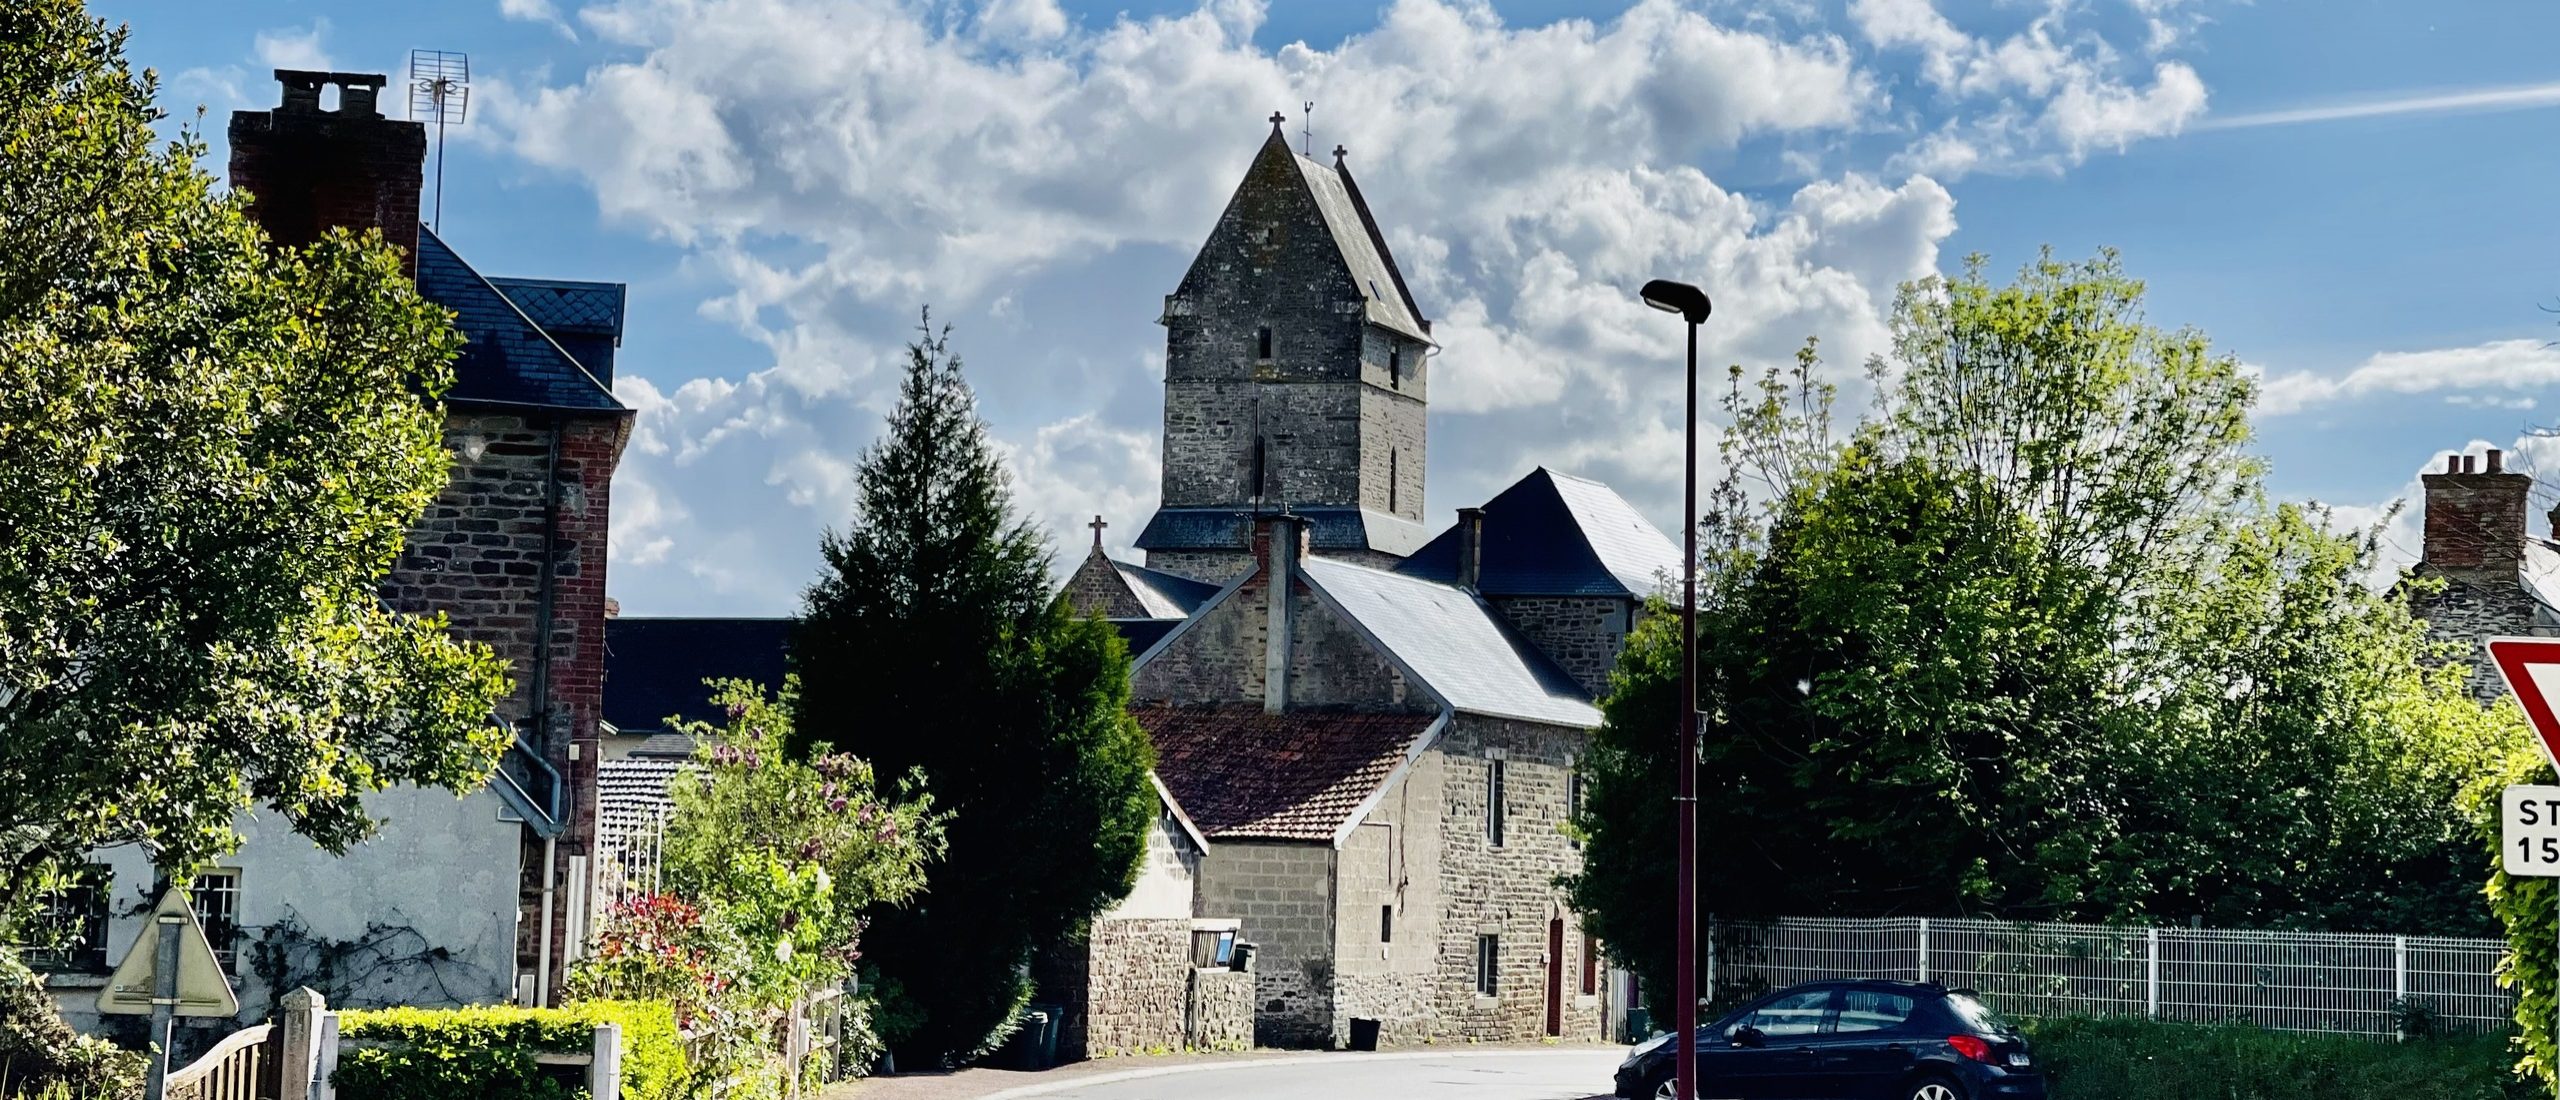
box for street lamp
[1639,277,1710,1100]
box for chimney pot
[2463,455,2477,473]
[1456,507,1485,591]
[2489,449,2506,473]
[2446,455,2462,474]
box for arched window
[1257,326,1273,360]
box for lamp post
[1640,278,1711,1100]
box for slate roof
[2519,540,2560,612]
[1400,468,1682,598]
[598,756,686,838]
[1115,560,1220,619]
[415,226,626,413]
[1302,556,1603,727]
[1110,619,1184,655]
[1135,705,1439,841]
[490,277,625,387]
[1136,506,1432,558]
[604,617,791,735]
[1293,151,1430,344]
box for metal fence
[1705,916,2515,1036]
[593,810,671,919]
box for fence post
[278,987,326,1100]
[591,1022,622,1100]
[2145,928,2161,1018]
[2394,935,2408,1003]
[1704,915,1717,999]
[313,1012,340,1100]
[1917,919,1930,984]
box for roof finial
[1302,100,1314,157]
[1332,143,1347,164]
[1268,110,1285,135]
[1089,514,1108,550]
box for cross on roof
[1268,110,1286,133]
[1333,144,1348,162]
[1090,514,1108,549]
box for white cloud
[500,0,581,42]
[2200,79,2560,131]
[2257,339,2560,417]
[485,0,2197,613]
[254,21,334,72]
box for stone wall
[1082,918,1194,1058]
[1132,539,1428,715]
[1062,550,1152,619]
[1330,752,1446,1047]
[1196,841,1336,1046]
[1189,968,1255,1052]
[1491,596,1634,698]
[1429,716,1606,1043]
[2413,570,2555,706]
[1143,550,1252,588]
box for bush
[0,950,141,1100]
[2025,1016,2527,1100]
[334,1001,685,1100]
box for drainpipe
[531,417,565,1003]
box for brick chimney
[1456,507,1485,591]
[228,70,426,277]
[1253,513,1304,715]
[2422,448,2531,579]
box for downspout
[532,416,565,1004]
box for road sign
[2488,638,2560,770]
[97,886,237,1018]
[2502,786,2560,877]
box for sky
[94,0,2560,615]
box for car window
[1734,989,1833,1037]
[1944,993,2015,1035]
[1831,990,1915,1034]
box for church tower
[1135,115,1436,584]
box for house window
[1389,346,1402,386]
[1475,934,1500,996]
[1380,905,1394,945]
[191,869,242,973]
[1486,756,1506,848]
[24,865,110,972]
[1581,934,1599,996]
[1257,326,1273,360]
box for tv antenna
[408,49,470,232]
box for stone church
[1063,116,1680,1047]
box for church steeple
[1135,117,1435,585]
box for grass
[2025,1016,2532,1100]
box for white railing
[1706,915,2514,1036]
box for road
[981,1049,1626,1100]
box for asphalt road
[985,1050,1627,1100]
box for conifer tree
[791,315,1155,1067]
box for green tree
[0,0,510,915]
[789,317,1155,1067]
[1568,251,2510,1020]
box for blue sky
[97,0,2560,612]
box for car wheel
[1649,1073,1678,1100]
[1905,1077,1965,1100]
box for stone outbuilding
[2408,447,2560,703]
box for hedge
[2024,1016,2529,1100]
[334,1001,685,1100]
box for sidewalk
[819,1041,1621,1100]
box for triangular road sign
[2488,637,2560,772]
[96,886,238,1017]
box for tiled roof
[415,227,625,413]
[489,278,625,335]
[1304,557,1602,727]
[598,756,687,839]
[1114,560,1220,619]
[604,617,791,735]
[1136,506,1432,558]
[1400,468,1681,598]
[1136,705,1438,841]
[1293,152,1429,344]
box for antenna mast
[408,50,471,233]
[1302,100,1314,157]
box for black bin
[1347,1017,1381,1051]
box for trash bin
[1622,1008,1652,1045]
[997,1008,1052,1070]
[1027,1002,1063,1068]
[1229,942,1257,972]
[1347,1017,1380,1051]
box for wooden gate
[1545,918,1564,1037]
[165,1023,280,1100]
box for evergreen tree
[791,316,1155,1068]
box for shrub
[0,950,141,1100]
[2024,1015,2526,1100]
[334,1001,684,1100]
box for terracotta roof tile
[1136,705,1437,842]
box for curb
[972,1047,1622,1100]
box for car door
[1699,987,1837,1099]
[1803,988,1923,1099]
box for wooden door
[1545,917,1564,1036]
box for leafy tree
[0,0,510,915]
[2477,745,2558,1089]
[1568,251,2510,1020]
[790,317,1155,1067]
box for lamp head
[1640,279,1712,325]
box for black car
[1613,979,2045,1100]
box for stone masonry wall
[1144,550,1252,587]
[1132,560,1267,705]
[1196,841,1336,1047]
[1430,716,1605,1043]
[1492,597,1634,698]
[2413,570,2554,707]
[1083,918,1194,1058]
[1358,385,1427,524]
[1189,968,1255,1052]
[1331,752,1446,1047]
[382,411,623,998]
[1062,549,1152,619]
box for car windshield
[1944,993,2014,1035]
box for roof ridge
[1326,151,1429,337]
[421,224,624,410]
